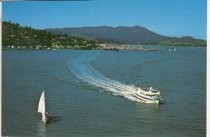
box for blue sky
[3,0,207,39]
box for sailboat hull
[42,115,48,123]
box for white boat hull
[132,94,160,104]
[130,87,163,104]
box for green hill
[2,21,100,50]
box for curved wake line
[67,51,141,102]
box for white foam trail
[67,51,141,102]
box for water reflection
[36,115,62,136]
[36,120,47,137]
[135,102,162,111]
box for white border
[0,1,2,136]
[207,0,209,136]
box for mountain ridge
[46,26,206,46]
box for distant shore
[3,21,206,51]
[98,44,157,51]
[3,43,157,51]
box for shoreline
[2,44,157,51]
[2,43,206,51]
[98,44,157,51]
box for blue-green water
[2,46,206,137]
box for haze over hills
[46,26,206,46]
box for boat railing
[136,86,160,94]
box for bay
[2,46,206,137]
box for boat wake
[67,51,148,103]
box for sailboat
[38,91,48,123]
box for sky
[2,0,207,39]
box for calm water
[2,46,206,137]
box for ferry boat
[132,87,164,104]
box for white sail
[38,91,45,114]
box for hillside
[2,21,99,50]
[47,26,206,46]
